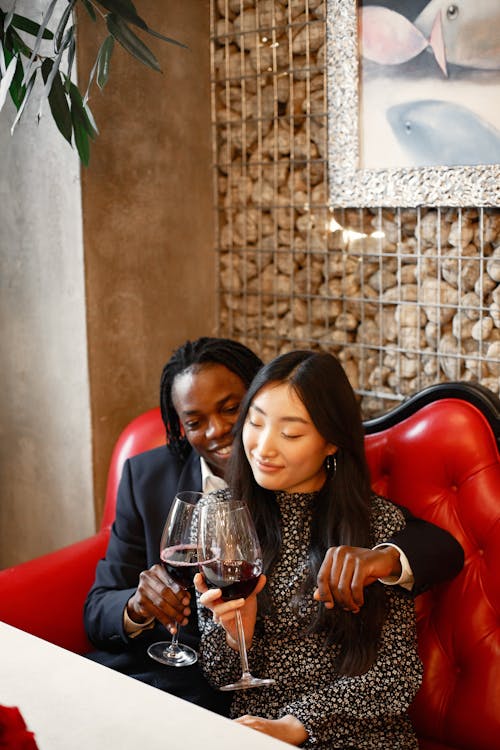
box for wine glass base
[147,641,198,668]
[220,676,275,691]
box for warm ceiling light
[327,217,343,232]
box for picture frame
[326,0,500,207]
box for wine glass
[147,490,203,667]
[197,497,275,690]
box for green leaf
[96,0,187,48]
[84,51,99,102]
[39,26,74,118]
[1,37,11,75]
[11,13,54,40]
[69,81,98,140]
[9,55,25,109]
[83,100,99,136]
[40,57,53,85]
[106,14,161,72]
[84,34,114,101]
[80,0,97,22]
[97,0,148,31]
[48,70,72,144]
[3,5,16,33]
[97,35,114,89]
[22,0,58,86]
[66,34,76,87]
[6,27,32,58]
[10,69,36,134]
[71,102,90,166]
[0,39,6,76]
[69,83,94,165]
[54,0,77,53]
[144,26,187,50]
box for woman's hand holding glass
[194,572,266,650]
[196,497,275,690]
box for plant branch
[0,0,186,165]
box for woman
[195,350,423,747]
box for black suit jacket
[84,446,203,648]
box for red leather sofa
[1,383,499,750]
[0,408,165,655]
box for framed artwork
[326,0,500,207]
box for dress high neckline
[275,490,319,516]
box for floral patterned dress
[197,492,423,749]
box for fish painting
[415,0,500,70]
[359,5,447,75]
[387,99,500,166]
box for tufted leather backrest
[100,407,165,530]
[364,384,500,750]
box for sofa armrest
[0,530,109,654]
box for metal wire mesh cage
[210,0,500,417]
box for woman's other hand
[234,714,308,745]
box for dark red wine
[161,544,199,589]
[201,559,260,601]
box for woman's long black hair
[227,350,386,676]
[159,337,263,462]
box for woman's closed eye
[282,432,302,440]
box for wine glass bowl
[198,497,275,691]
[161,543,199,590]
[147,491,202,668]
[201,559,262,601]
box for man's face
[171,363,247,478]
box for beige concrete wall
[0,1,214,566]
[78,1,215,523]
[0,3,93,567]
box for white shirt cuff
[123,607,155,638]
[372,543,414,590]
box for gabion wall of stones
[210,0,500,417]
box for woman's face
[243,382,336,494]
[171,363,247,478]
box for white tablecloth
[0,622,286,750]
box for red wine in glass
[198,497,275,691]
[201,559,260,601]
[161,544,199,590]
[147,491,203,668]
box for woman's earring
[326,454,337,474]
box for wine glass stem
[165,627,180,656]
[234,609,250,676]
